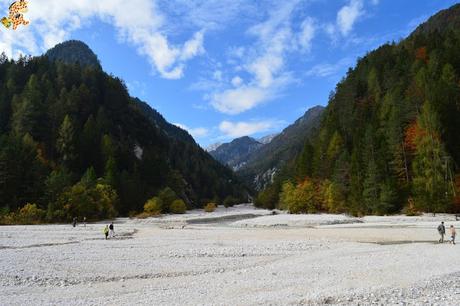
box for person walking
[109,222,114,238]
[103,225,109,240]
[450,225,456,245]
[438,221,446,243]
[72,217,77,228]
[83,217,87,227]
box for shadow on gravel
[367,240,437,245]
[0,241,79,250]
[186,214,262,224]
[84,229,138,241]
[0,230,139,249]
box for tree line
[256,28,460,216]
[0,54,246,224]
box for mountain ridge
[237,105,324,190]
[0,40,248,220]
[209,136,263,171]
[45,40,101,69]
[210,105,324,190]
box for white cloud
[213,70,223,81]
[127,80,147,97]
[306,57,354,78]
[231,76,243,87]
[306,64,339,78]
[180,31,205,60]
[227,46,246,59]
[209,1,313,115]
[0,0,204,79]
[297,17,315,52]
[211,86,270,115]
[337,0,364,36]
[219,120,275,138]
[157,0,259,31]
[189,127,209,138]
[174,123,209,138]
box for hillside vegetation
[0,45,247,224]
[256,4,460,215]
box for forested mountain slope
[131,98,196,144]
[0,42,247,222]
[256,4,460,215]
[237,106,324,191]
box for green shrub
[158,187,178,213]
[17,203,46,224]
[0,206,9,217]
[280,180,319,214]
[144,197,163,215]
[53,181,118,221]
[255,185,279,210]
[170,199,187,214]
[204,202,217,213]
[223,196,238,208]
[0,214,14,225]
[0,203,46,225]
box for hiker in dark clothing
[450,225,456,245]
[109,222,114,238]
[72,217,77,228]
[438,221,446,243]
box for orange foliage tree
[415,46,428,63]
[404,121,423,152]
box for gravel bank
[2,206,460,305]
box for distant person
[109,222,114,238]
[83,217,87,227]
[438,221,446,243]
[72,217,77,228]
[103,225,109,240]
[450,225,456,245]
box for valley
[2,205,460,305]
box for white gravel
[2,205,460,305]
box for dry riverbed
[1,205,460,305]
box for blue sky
[0,0,458,147]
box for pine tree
[80,115,100,170]
[80,167,97,187]
[104,157,118,188]
[57,115,76,167]
[412,101,453,213]
[361,126,382,214]
[362,157,380,214]
[12,75,48,140]
[296,140,314,179]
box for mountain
[206,142,222,152]
[131,98,196,144]
[45,40,101,69]
[256,3,460,214]
[209,136,263,171]
[0,40,247,221]
[258,134,278,145]
[237,106,324,190]
[412,3,460,37]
